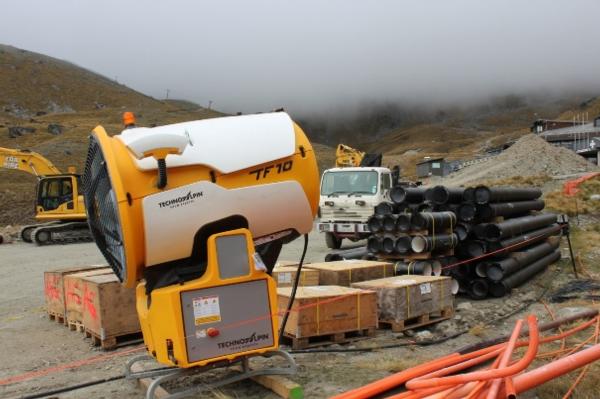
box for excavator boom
[0,147,62,176]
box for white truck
[316,166,395,249]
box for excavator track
[20,221,61,243]
[31,222,93,245]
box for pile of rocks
[442,134,598,185]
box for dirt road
[0,231,589,398]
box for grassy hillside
[0,44,227,224]
[0,44,337,225]
[0,44,163,117]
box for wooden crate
[272,265,319,287]
[64,268,114,327]
[82,273,140,348]
[277,285,377,340]
[303,260,394,286]
[274,260,303,268]
[44,265,107,323]
[352,275,455,329]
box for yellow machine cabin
[0,147,89,244]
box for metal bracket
[126,350,297,399]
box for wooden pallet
[85,328,143,350]
[67,319,85,333]
[282,327,376,350]
[47,311,66,325]
[379,307,454,333]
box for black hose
[157,158,167,189]
[20,375,126,399]
[278,234,309,343]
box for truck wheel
[325,233,342,249]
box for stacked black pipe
[360,184,563,298]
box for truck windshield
[321,171,378,196]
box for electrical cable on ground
[278,233,309,343]
[19,375,126,399]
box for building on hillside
[530,119,578,133]
[534,116,600,165]
[416,158,451,178]
[576,137,600,166]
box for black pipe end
[431,186,449,205]
[466,240,486,257]
[383,216,397,232]
[375,202,394,215]
[367,215,383,233]
[458,204,476,222]
[390,186,407,204]
[470,279,489,299]
[455,224,469,241]
[382,237,395,254]
[463,187,475,203]
[411,235,427,253]
[367,236,381,253]
[487,264,504,282]
[484,224,502,241]
[489,282,507,298]
[395,236,411,253]
[474,186,491,204]
[397,214,412,232]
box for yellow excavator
[0,147,91,244]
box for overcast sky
[1,0,599,114]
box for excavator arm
[0,147,62,177]
[335,144,366,167]
[335,144,382,167]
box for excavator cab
[35,174,86,220]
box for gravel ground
[0,230,591,399]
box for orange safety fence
[562,172,600,197]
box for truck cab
[317,167,393,249]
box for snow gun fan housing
[82,112,319,368]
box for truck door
[381,173,392,200]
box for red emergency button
[207,328,220,337]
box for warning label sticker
[420,283,432,295]
[277,272,292,284]
[3,156,18,170]
[193,295,221,325]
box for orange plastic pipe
[335,345,512,399]
[406,315,539,390]
[485,319,523,399]
[507,343,600,395]
[561,316,600,399]
[413,348,503,381]
[335,316,597,399]
[504,377,516,399]
[330,352,477,399]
